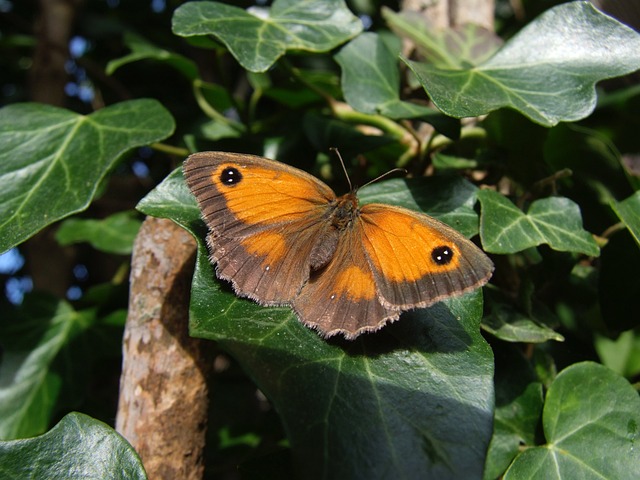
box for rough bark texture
[116,217,213,480]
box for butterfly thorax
[308,192,359,271]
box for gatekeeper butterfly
[184,151,493,339]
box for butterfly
[184,151,494,340]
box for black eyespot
[431,246,453,265]
[220,166,242,186]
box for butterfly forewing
[185,152,337,304]
[359,204,493,308]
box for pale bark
[116,217,213,480]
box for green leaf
[55,211,142,255]
[484,346,543,480]
[106,32,198,80]
[335,32,460,139]
[482,301,564,343]
[595,330,640,379]
[611,191,640,247]
[478,190,600,256]
[504,362,640,479]
[383,9,502,68]
[0,99,175,253]
[0,412,147,479]
[140,167,495,479]
[172,0,363,73]
[403,2,640,126]
[0,295,95,440]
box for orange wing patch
[360,203,493,309]
[240,231,288,270]
[360,205,463,282]
[334,264,377,301]
[213,163,333,226]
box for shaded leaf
[106,32,198,80]
[484,346,543,480]
[611,191,640,247]
[0,295,95,440]
[0,99,175,253]
[0,412,146,479]
[138,167,495,479]
[598,230,640,334]
[595,330,640,379]
[335,32,460,138]
[302,113,396,160]
[504,362,640,479]
[403,2,640,126]
[482,301,564,343]
[172,0,362,72]
[478,190,600,256]
[55,211,142,255]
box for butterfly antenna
[330,147,407,192]
[330,147,353,192]
[360,168,408,190]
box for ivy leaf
[484,346,543,480]
[106,32,198,80]
[595,330,640,379]
[335,32,457,138]
[382,9,502,68]
[0,99,175,253]
[0,412,146,479]
[611,191,640,247]
[139,168,495,479]
[335,32,444,118]
[402,2,640,126]
[55,211,142,255]
[172,0,362,73]
[504,362,640,479]
[482,301,564,343]
[0,295,95,440]
[478,190,600,256]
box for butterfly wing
[293,223,401,339]
[360,204,494,308]
[184,152,337,305]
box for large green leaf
[172,0,362,72]
[504,362,640,479]
[0,99,175,253]
[402,2,640,126]
[138,166,495,478]
[478,190,600,256]
[0,412,146,479]
[0,295,95,440]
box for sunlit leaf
[0,99,174,253]
[172,0,362,72]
